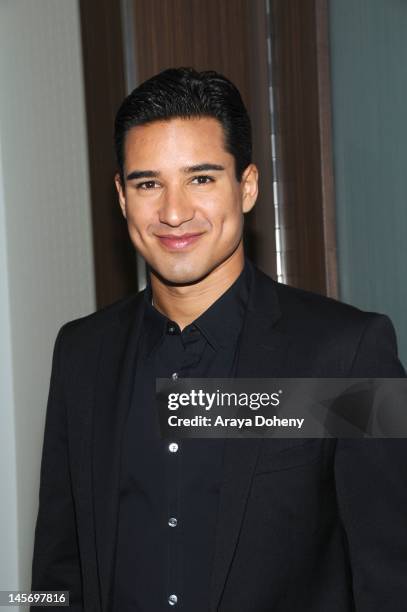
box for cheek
[210,197,243,236]
[202,189,242,224]
[126,204,151,234]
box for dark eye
[192,175,214,185]
[137,180,159,190]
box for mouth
[155,232,204,250]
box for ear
[241,164,258,213]
[115,173,127,219]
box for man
[32,68,406,611]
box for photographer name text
[168,415,304,429]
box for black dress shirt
[113,261,250,611]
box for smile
[156,233,204,250]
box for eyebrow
[183,163,225,173]
[126,163,225,181]
[126,169,159,181]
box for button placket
[164,327,192,610]
[167,426,180,605]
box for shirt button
[167,323,176,334]
[168,594,178,606]
[168,517,178,527]
[168,442,179,453]
[171,372,178,380]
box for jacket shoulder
[271,275,396,351]
[57,290,144,344]
[252,264,375,328]
[274,279,373,326]
[251,266,404,376]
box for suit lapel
[92,293,145,611]
[210,263,288,611]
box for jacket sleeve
[335,314,407,611]
[31,325,83,611]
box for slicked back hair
[114,67,252,183]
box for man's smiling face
[115,116,258,286]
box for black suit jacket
[31,262,407,611]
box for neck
[150,244,245,330]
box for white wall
[0,0,96,598]
[0,127,19,594]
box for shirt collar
[143,258,251,354]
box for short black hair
[114,67,252,182]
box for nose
[158,184,194,227]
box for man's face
[115,117,257,285]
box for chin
[152,259,213,287]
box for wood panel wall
[271,0,338,296]
[79,0,138,307]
